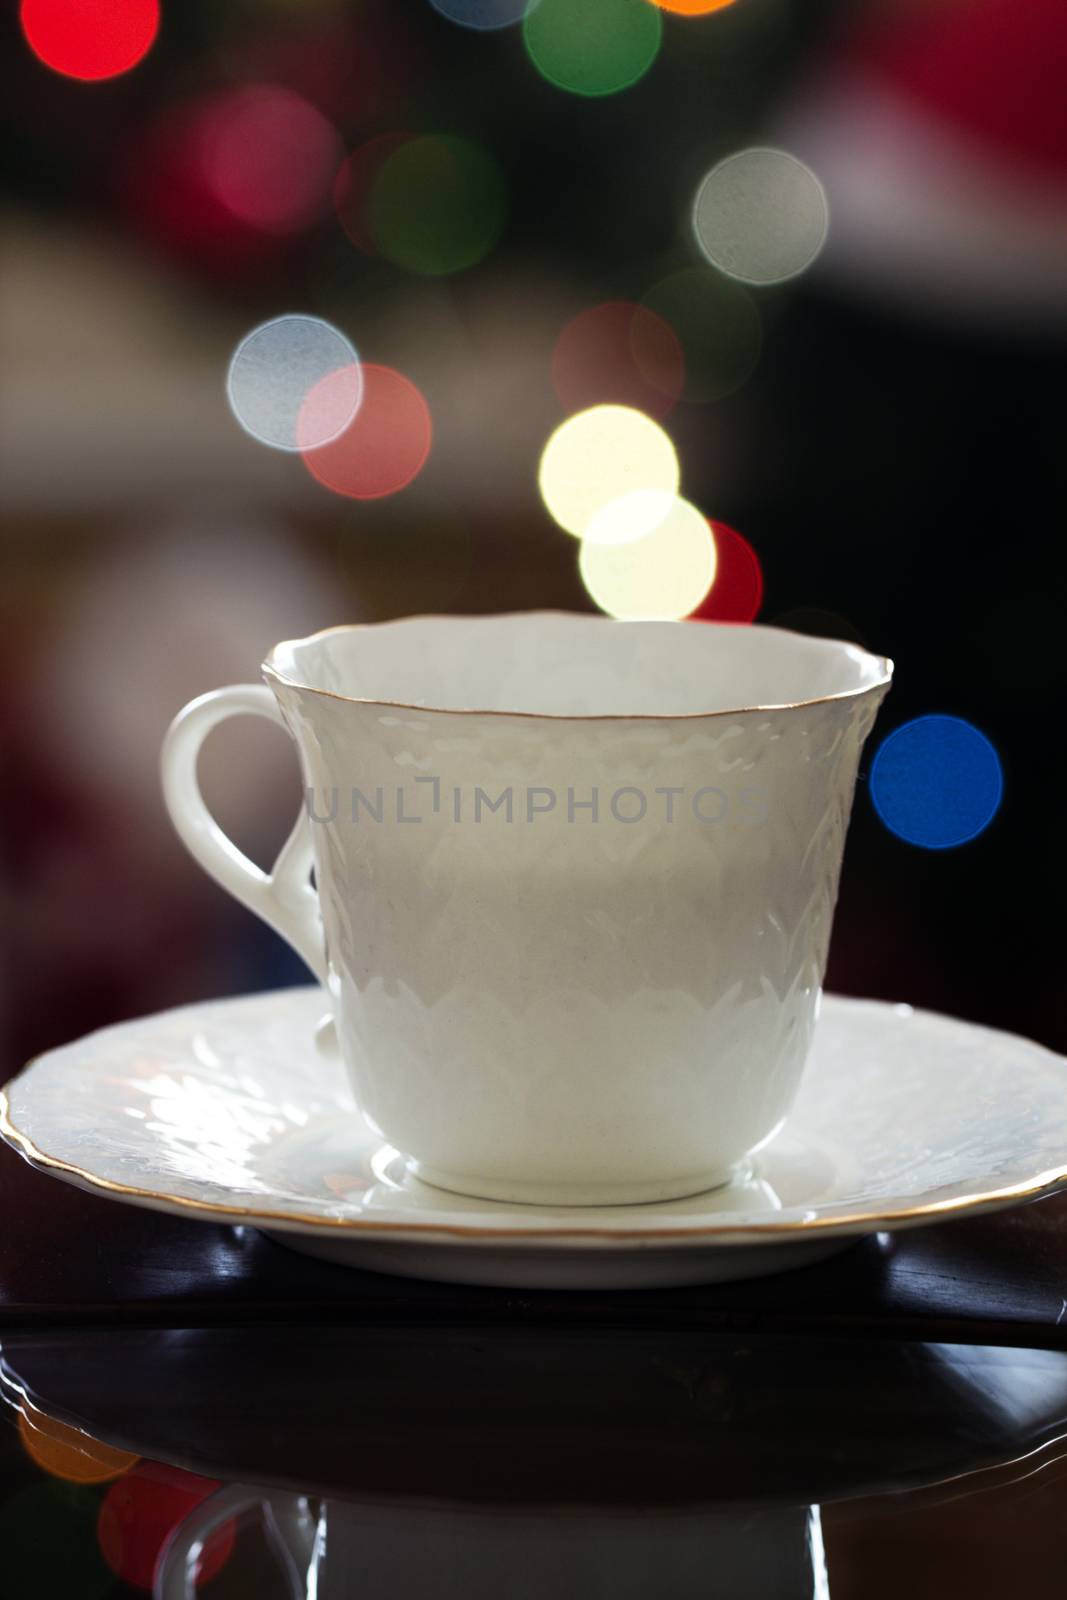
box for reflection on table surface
[1,1327,1067,1596]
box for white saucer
[3,989,1067,1290]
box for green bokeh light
[0,1482,111,1600]
[641,267,761,402]
[369,135,508,276]
[523,0,662,99]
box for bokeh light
[650,0,738,11]
[538,404,679,537]
[203,87,339,234]
[121,92,337,275]
[98,1464,235,1592]
[552,300,685,421]
[369,135,508,275]
[19,1406,138,1486]
[20,0,159,81]
[579,493,716,619]
[226,315,362,452]
[334,133,412,255]
[523,0,662,98]
[692,147,829,286]
[583,486,678,547]
[689,520,763,621]
[641,268,761,402]
[0,1483,111,1600]
[870,715,1004,850]
[430,0,535,28]
[300,363,432,498]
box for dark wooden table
[5,1138,1067,1598]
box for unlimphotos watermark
[304,779,770,827]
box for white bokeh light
[579,493,717,619]
[226,315,362,452]
[692,147,829,287]
[538,404,679,538]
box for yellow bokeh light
[582,486,675,547]
[538,405,679,538]
[579,493,716,619]
[18,1407,138,1486]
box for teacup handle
[154,1484,318,1600]
[161,685,328,988]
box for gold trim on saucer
[2,1077,1066,1248]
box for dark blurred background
[2,0,1065,1067]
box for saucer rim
[4,992,1067,1251]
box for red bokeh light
[120,117,270,276]
[98,1463,235,1593]
[334,133,412,255]
[689,520,764,623]
[299,363,432,499]
[552,301,685,421]
[119,87,340,277]
[203,86,339,235]
[20,0,160,82]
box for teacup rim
[262,612,894,722]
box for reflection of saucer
[3,990,1067,1289]
[4,1328,1067,1513]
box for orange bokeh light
[552,301,685,422]
[649,0,738,14]
[18,1407,138,1486]
[300,363,432,499]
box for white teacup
[156,1485,823,1600]
[162,613,891,1205]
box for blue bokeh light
[429,0,536,30]
[869,714,1004,850]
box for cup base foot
[407,1160,752,1208]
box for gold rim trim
[3,1079,1066,1247]
[263,614,894,725]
